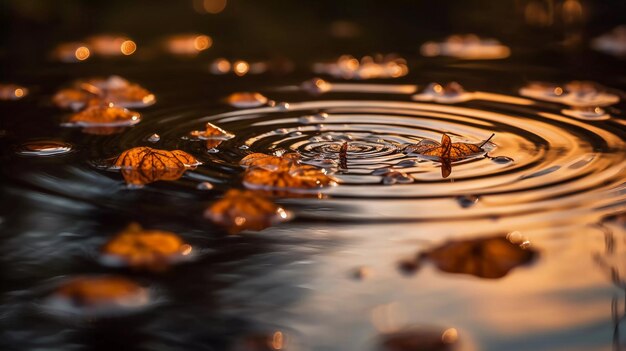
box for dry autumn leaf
[101,223,193,271]
[204,189,291,233]
[63,104,141,134]
[243,164,336,191]
[113,146,199,186]
[189,122,234,149]
[239,152,300,169]
[419,236,536,279]
[405,133,493,178]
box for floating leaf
[243,164,336,191]
[405,133,492,178]
[63,105,141,132]
[46,276,149,317]
[239,152,300,169]
[189,122,234,151]
[226,92,268,108]
[420,236,536,279]
[101,223,192,271]
[204,189,291,233]
[113,147,199,186]
[53,76,155,110]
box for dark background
[0,0,625,67]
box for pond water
[0,53,625,351]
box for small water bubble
[207,148,220,154]
[396,159,419,168]
[316,124,326,131]
[147,133,160,143]
[274,128,289,135]
[197,182,214,190]
[372,168,393,176]
[456,195,479,208]
[382,171,413,185]
[16,140,73,156]
[298,112,328,124]
[239,145,250,150]
[277,102,290,110]
[289,131,303,137]
[301,77,332,94]
[491,156,514,164]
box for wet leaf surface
[204,189,291,234]
[113,147,199,186]
[239,152,301,169]
[101,223,192,271]
[64,105,141,129]
[419,236,537,279]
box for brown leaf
[114,147,199,186]
[421,236,536,279]
[226,92,268,108]
[101,223,192,271]
[204,189,291,233]
[51,276,148,311]
[190,122,234,140]
[53,76,155,110]
[405,133,491,178]
[66,105,141,127]
[243,164,336,191]
[239,152,300,169]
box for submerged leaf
[420,236,536,279]
[204,189,291,233]
[113,147,199,186]
[101,223,192,271]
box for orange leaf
[420,236,536,279]
[204,189,291,233]
[114,147,199,186]
[101,223,192,271]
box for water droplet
[289,131,303,137]
[207,148,219,154]
[372,168,394,176]
[277,102,290,110]
[298,112,328,124]
[16,140,73,156]
[197,182,214,190]
[456,195,479,208]
[397,159,419,168]
[382,171,413,185]
[147,133,160,143]
[239,145,250,150]
[275,128,289,135]
[491,156,514,164]
[301,77,332,94]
